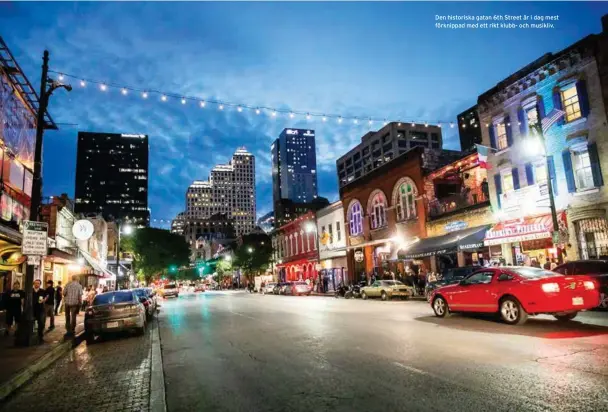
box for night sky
[1,2,606,227]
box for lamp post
[115,221,133,290]
[529,115,563,265]
[16,51,71,346]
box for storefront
[400,225,490,273]
[276,258,318,283]
[484,212,567,265]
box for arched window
[348,200,363,236]
[368,190,387,229]
[393,177,418,221]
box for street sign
[27,255,40,266]
[552,231,560,244]
[22,221,49,256]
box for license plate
[572,297,584,306]
[106,321,119,328]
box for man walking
[54,280,63,315]
[63,275,83,338]
[32,279,47,343]
[44,280,55,330]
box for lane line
[393,362,432,376]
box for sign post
[22,221,49,256]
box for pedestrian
[63,275,83,337]
[54,280,63,315]
[4,281,24,336]
[44,280,55,331]
[87,285,97,307]
[481,178,489,201]
[543,258,551,270]
[81,286,89,311]
[550,259,558,271]
[32,279,47,343]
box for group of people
[3,275,94,343]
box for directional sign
[22,220,49,256]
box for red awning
[484,212,566,246]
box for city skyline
[2,2,607,225]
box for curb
[150,319,167,412]
[0,329,84,402]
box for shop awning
[399,225,491,259]
[80,250,112,278]
[483,212,565,246]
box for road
[159,291,608,412]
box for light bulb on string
[338,117,343,123]
[161,95,167,102]
[411,122,415,127]
[58,74,64,81]
[121,88,128,95]
[353,118,358,124]
[272,111,277,117]
[181,98,186,105]
[438,123,442,128]
[200,101,205,108]
[100,84,107,91]
[383,120,388,126]
[368,119,373,125]
[322,116,327,122]
[289,112,294,118]
[424,122,428,127]
[450,122,454,128]
[219,104,224,110]
[306,113,311,120]
[255,108,260,115]
[142,91,148,99]
[80,80,86,87]
[397,122,402,126]
[237,106,242,112]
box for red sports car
[430,266,599,325]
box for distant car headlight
[584,281,595,290]
[541,283,560,293]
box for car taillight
[584,281,595,290]
[541,283,560,293]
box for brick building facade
[273,211,319,282]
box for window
[328,224,333,243]
[395,180,417,221]
[369,192,387,229]
[572,149,594,190]
[502,172,514,193]
[464,272,494,285]
[496,122,508,150]
[535,163,547,184]
[348,201,363,236]
[561,85,582,122]
[336,222,341,241]
[526,106,539,127]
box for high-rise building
[271,128,318,206]
[74,132,149,226]
[182,147,255,236]
[457,105,482,152]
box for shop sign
[72,219,94,241]
[445,221,468,232]
[458,242,484,251]
[22,220,48,256]
[349,235,365,246]
[484,219,551,246]
[354,250,364,262]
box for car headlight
[584,281,595,290]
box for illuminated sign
[121,134,146,138]
[445,221,468,232]
[303,130,315,137]
[285,129,298,135]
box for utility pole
[15,51,71,346]
[530,107,563,265]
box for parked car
[430,266,600,325]
[160,283,179,298]
[132,288,156,319]
[84,291,147,343]
[273,282,290,295]
[425,265,482,301]
[262,282,277,294]
[284,281,311,296]
[194,284,206,292]
[360,280,413,301]
[553,260,608,310]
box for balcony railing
[427,188,489,219]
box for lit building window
[561,85,582,123]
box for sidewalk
[0,311,84,401]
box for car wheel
[554,312,578,321]
[426,291,432,302]
[500,297,528,325]
[381,291,388,301]
[432,296,451,318]
[361,291,368,300]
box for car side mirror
[498,274,512,282]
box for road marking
[393,362,431,376]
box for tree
[233,233,272,282]
[215,259,232,285]
[121,228,190,283]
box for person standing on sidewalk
[54,280,63,315]
[32,279,47,343]
[63,275,83,338]
[4,281,24,336]
[44,280,55,331]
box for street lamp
[224,255,232,261]
[115,221,134,290]
[305,221,322,291]
[247,247,253,253]
[16,51,71,346]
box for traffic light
[169,265,178,273]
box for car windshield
[164,284,177,289]
[132,289,147,297]
[93,292,134,305]
[509,267,562,279]
[381,280,404,286]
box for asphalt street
[159,291,608,412]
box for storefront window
[535,163,547,184]
[577,217,608,259]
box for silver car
[84,291,147,343]
[284,281,312,296]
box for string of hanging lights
[50,70,460,129]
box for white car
[263,282,277,294]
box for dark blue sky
[1,2,606,227]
